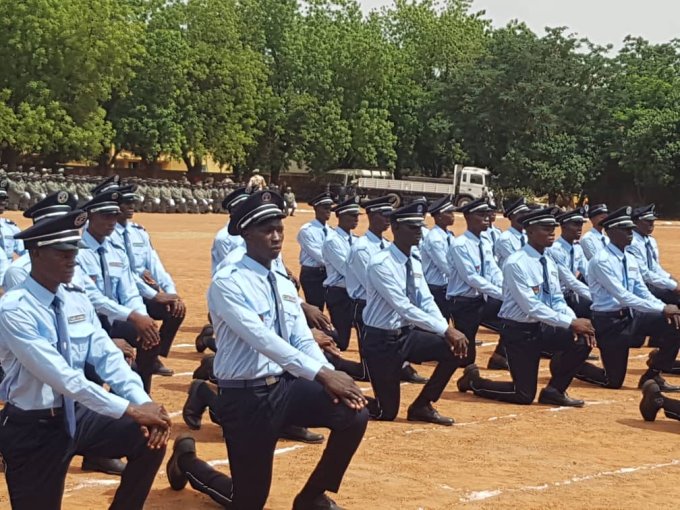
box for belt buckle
[265,376,278,386]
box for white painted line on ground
[173,343,195,349]
[173,371,194,377]
[64,479,119,494]
[168,410,183,418]
[459,459,680,503]
[207,444,306,467]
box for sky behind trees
[359,0,680,49]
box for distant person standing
[284,186,297,216]
[246,168,267,193]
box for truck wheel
[456,196,472,208]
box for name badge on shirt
[282,294,297,303]
[68,314,86,324]
[110,261,123,268]
[133,242,145,247]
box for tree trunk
[182,152,203,182]
[1,147,19,170]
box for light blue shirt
[499,245,575,329]
[211,225,245,275]
[627,231,676,291]
[447,230,503,300]
[0,277,149,417]
[364,244,448,335]
[581,228,608,260]
[547,237,591,299]
[0,217,25,283]
[297,219,330,268]
[77,230,147,317]
[322,227,356,288]
[112,222,176,298]
[346,230,388,300]
[208,255,332,382]
[213,246,287,276]
[495,227,526,268]
[482,225,502,250]
[421,225,453,287]
[588,243,665,314]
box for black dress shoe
[639,380,664,422]
[457,364,480,393]
[646,349,680,375]
[81,456,126,476]
[153,359,174,377]
[407,403,454,426]
[183,380,208,430]
[192,354,216,382]
[280,425,324,444]
[195,324,213,353]
[292,492,344,510]
[538,386,584,407]
[638,371,680,393]
[167,434,196,490]
[487,352,509,370]
[400,364,428,384]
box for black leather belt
[2,403,63,424]
[501,319,541,330]
[353,299,367,306]
[301,266,326,273]
[592,309,631,319]
[217,375,282,389]
[364,325,411,337]
[450,295,484,304]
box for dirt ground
[1,208,680,510]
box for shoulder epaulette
[64,284,86,293]
[1,218,16,226]
[132,223,146,231]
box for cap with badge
[222,187,249,213]
[428,196,456,215]
[556,208,586,225]
[520,207,559,227]
[362,195,396,215]
[82,190,122,215]
[308,192,334,208]
[15,210,88,251]
[23,191,78,223]
[503,197,530,218]
[117,185,138,203]
[459,198,492,214]
[632,204,657,222]
[333,196,361,216]
[228,190,286,235]
[602,206,636,230]
[91,175,121,196]
[587,203,608,219]
[390,201,427,225]
[0,179,8,199]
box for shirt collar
[336,227,351,240]
[241,254,273,278]
[366,230,383,244]
[633,230,647,242]
[82,229,106,250]
[312,219,326,229]
[464,230,483,244]
[388,243,409,265]
[509,226,524,238]
[524,244,543,260]
[607,243,625,260]
[24,276,63,308]
[556,236,573,250]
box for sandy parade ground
[1,208,680,510]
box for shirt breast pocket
[281,299,301,334]
[67,321,95,367]
[526,278,542,297]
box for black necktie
[322,226,328,238]
[97,246,113,298]
[644,237,655,270]
[267,272,288,341]
[539,256,550,294]
[569,245,575,273]
[478,240,485,277]
[405,259,417,304]
[520,234,526,247]
[380,239,385,250]
[52,297,76,437]
[123,227,137,271]
[447,232,451,246]
[622,254,629,290]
